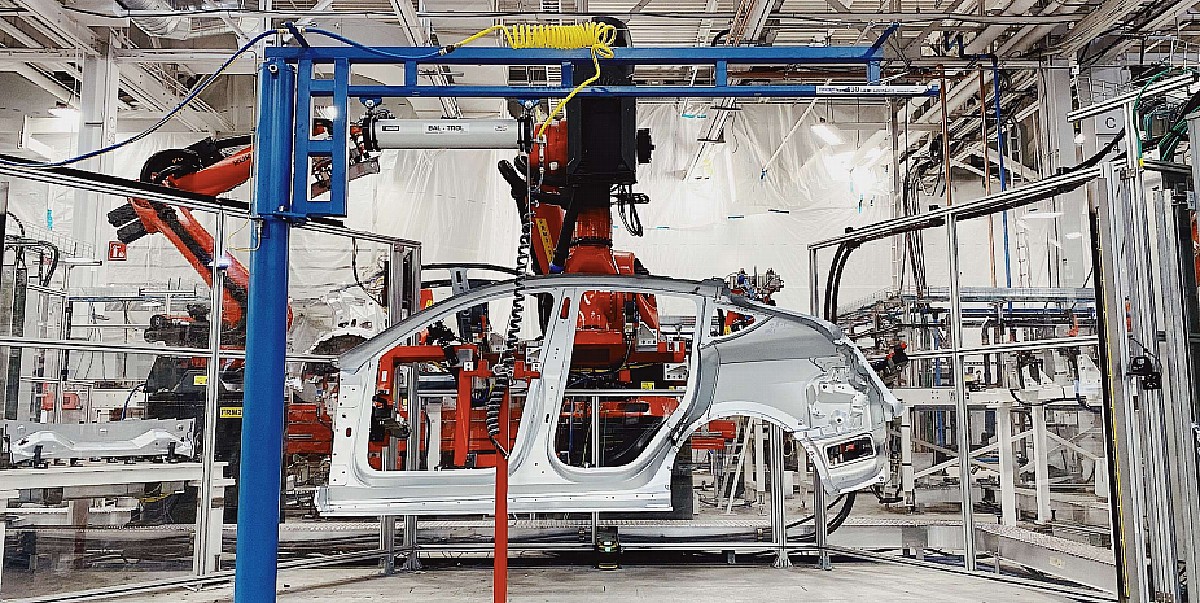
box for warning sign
[193,375,208,386]
[107,241,127,261]
[219,406,243,419]
[535,219,554,261]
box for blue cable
[120,382,145,420]
[0,25,447,170]
[305,28,443,62]
[0,29,277,169]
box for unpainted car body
[316,275,900,516]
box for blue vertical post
[234,56,296,603]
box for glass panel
[2,350,199,598]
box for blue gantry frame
[236,28,937,602]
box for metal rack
[1075,93,1200,601]
[808,165,1108,577]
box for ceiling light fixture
[1023,210,1064,219]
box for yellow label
[640,381,655,390]
[219,406,243,419]
[535,218,555,260]
[193,375,208,386]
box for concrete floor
[108,562,1079,603]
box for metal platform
[2,512,1116,594]
[978,524,1115,592]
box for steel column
[71,30,119,277]
[591,394,600,545]
[752,418,767,502]
[996,401,1017,526]
[0,181,7,262]
[381,359,398,574]
[889,99,903,292]
[1178,113,1200,603]
[1097,161,1150,603]
[196,210,227,575]
[1149,183,1200,603]
[769,423,791,568]
[0,490,11,593]
[901,405,914,507]
[1030,405,1052,524]
[381,352,398,574]
[494,392,510,603]
[233,57,296,603]
[946,213,977,570]
[807,244,830,569]
[402,363,422,571]
[381,243,409,574]
[0,181,11,422]
[1122,103,1178,602]
[813,470,831,570]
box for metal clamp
[1128,355,1162,390]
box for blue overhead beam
[330,84,936,98]
[263,44,888,65]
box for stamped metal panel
[2,418,196,462]
[700,299,901,494]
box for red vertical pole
[493,390,509,603]
[454,366,472,467]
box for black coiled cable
[487,132,537,457]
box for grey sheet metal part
[317,274,900,516]
[2,419,196,462]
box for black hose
[5,212,25,237]
[488,142,537,455]
[787,492,856,541]
[821,245,847,321]
[550,197,579,273]
[8,239,62,286]
[42,242,59,286]
[823,242,859,321]
[1075,128,1125,171]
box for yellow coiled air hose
[450,22,618,136]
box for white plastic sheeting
[4,131,212,288]
[3,102,1085,319]
[359,103,899,310]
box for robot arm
[107,137,255,330]
[107,130,379,333]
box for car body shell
[317,274,900,516]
